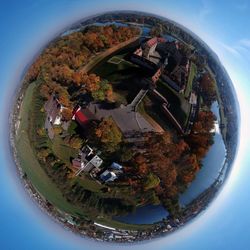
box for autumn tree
[84,73,100,92]
[53,126,63,136]
[200,72,217,107]
[119,145,133,163]
[150,24,163,37]
[37,148,50,161]
[61,108,73,121]
[95,117,122,152]
[134,154,149,177]
[68,135,83,149]
[50,64,73,85]
[91,80,114,102]
[186,110,215,160]
[37,127,46,137]
[143,173,160,191]
[25,56,43,82]
[39,82,71,108]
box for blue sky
[0,0,250,249]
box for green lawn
[15,82,89,217]
[73,176,103,193]
[185,62,197,98]
[108,56,123,64]
[51,135,78,165]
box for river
[179,102,226,206]
[115,102,226,224]
[114,205,169,225]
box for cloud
[217,38,250,62]
[198,0,213,21]
[219,42,242,58]
[239,39,250,49]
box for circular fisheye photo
[10,11,239,242]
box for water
[114,205,169,225]
[179,102,226,206]
[62,21,152,37]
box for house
[100,170,117,183]
[72,159,84,169]
[131,38,191,92]
[72,106,95,127]
[73,145,103,176]
[72,106,88,125]
[44,94,63,125]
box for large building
[129,37,199,135]
[130,37,190,92]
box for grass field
[15,82,89,217]
[73,176,103,193]
[108,56,123,64]
[185,62,197,98]
[51,135,78,165]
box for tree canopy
[95,117,122,152]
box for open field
[51,135,78,165]
[108,56,123,64]
[185,62,197,98]
[15,82,89,217]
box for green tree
[95,117,122,152]
[143,173,160,191]
[37,148,50,161]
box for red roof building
[72,106,96,127]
